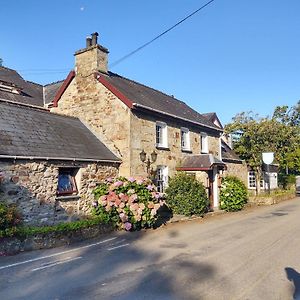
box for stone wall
[130,112,221,178]
[223,160,248,186]
[51,75,131,176]
[0,160,118,226]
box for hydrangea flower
[124,222,132,231]
[146,185,153,191]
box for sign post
[262,152,274,195]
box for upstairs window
[201,133,208,154]
[57,168,78,196]
[181,127,190,151]
[156,121,168,148]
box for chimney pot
[86,36,92,48]
[91,32,99,46]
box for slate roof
[102,72,222,132]
[221,140,243,163]
[0,100,120,162]
[0,67,44,107]
[178,154,226,171]
[44,80,64,105]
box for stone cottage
[0,98,120,225]
[49,32,248,209]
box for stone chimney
[74,32,109,76]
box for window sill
[56,195,80,201]
[156,146,170,151]
[182,149,192,153]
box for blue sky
[1,0,300,124]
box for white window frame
[156,121,168,148]
[201,133,209,154]
[248,170,265,189]
[156,165,168,193]
[248,170,256,189]
[181,127,190,151]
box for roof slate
[178,154,225,170]
[0,100,120,162]
[44,80,64,105]
[221,140,243,162]
[0,67,44,107]
[102,72,222,131]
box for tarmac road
[1,198,300,299]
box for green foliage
[0,217,103,238]
[165,172,208,216]
[92,177,164,231]
[0,202,22,231]
[278,174,296,190]
[220,176,248,211]
[226,104,300,193]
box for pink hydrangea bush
[92,177,164,231]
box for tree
[0,58,3,67]
[225,105,300,194]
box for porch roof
[177,154,226,171]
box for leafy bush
[92,177,164,231]
[278,173,296,190]
[220,176,248,211]
[0,202,22,230]
[165,172,208,216]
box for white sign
[262,152,274,165]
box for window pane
[156,124,162,145]
[248,171,256,188]
[57,170,77,195]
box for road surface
[1,198,300,299]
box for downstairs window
[57,168,78,196]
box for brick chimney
[74,32,109,76]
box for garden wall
[0,223,114,255]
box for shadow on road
[7,229,216,300]
[285,267,300,299]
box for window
[248,171,256,188]
[181,127,190,151]
[248,170,265,189]
[57,168,78,196]
[201,133,208,153]
[156,166,168,193]
[156,122,168,148]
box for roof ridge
[0,98,81,121]
[44,79,65,87]
[26,80,43,87]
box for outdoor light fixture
[139,150,157,176]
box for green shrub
[278,173,296,190]
[0,202,22,231]
[165,172,208,216]
[220,176,248,211]
[92,177,164,231]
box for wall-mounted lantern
[139,149,157,176]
